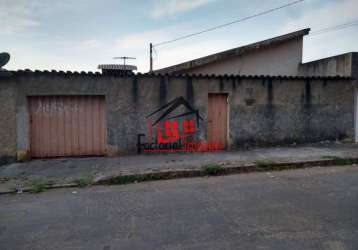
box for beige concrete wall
[299,53,353,77]
[184,38,303,76]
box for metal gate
[29,96,106,158]
[208,93,228,149]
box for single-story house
[155,28,358,79]
[0,28,357,163]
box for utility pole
[150,43,153,72]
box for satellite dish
[0,52,10,68]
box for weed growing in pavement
[254,160,276,170]
[108,174,163,185]
[74,178,94,188]
[28,180,51,193]
[201,164,225,176]
[321,156,354,165]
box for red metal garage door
[29,96,106,158]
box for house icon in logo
[146,96,203,126]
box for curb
[1,157,358,195]
[95,158,358,185]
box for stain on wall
[219,78,224,92]
[0,77,17,164]
[304,79,311,108]
[265,78,275,139]
[186,77,194,105]
[159,76,167,106]
[231,78,236,91]
[132,76,138,104]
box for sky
[1,0,358,72]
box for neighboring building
[299,52,358,78]
[155,29,309,76]
[155,29,358,79]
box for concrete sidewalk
[1,143,358,193]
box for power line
[310,19,358,36]
[153,46,158,59]
[153,0,305,47]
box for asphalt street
[1,165,358,250]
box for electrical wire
[153,0,305,47]
[310,19,358,36]
[153,46,158,59]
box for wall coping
[4,69,351,81]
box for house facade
[0,28,357,163]
[0,70,355,163]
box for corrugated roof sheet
[4,69,350,80]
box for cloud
[151,0,215,18]
[0,0,40,34]
[116,27,178,50]
[280,0,358,33]
[111,24,237,72]
[76,39,101,50]
[0,0,88,35]
[278,0,358,62]
[4,0,357,73]
[112,26,181,72]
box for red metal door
[29,96,106,158]
[208,94,228,149]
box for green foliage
[109,174,163,185]
[321,156,354,165]
[201,164,225,176]
[74,178,93,188]
[254,160,276,170]
[29,180,50,193]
